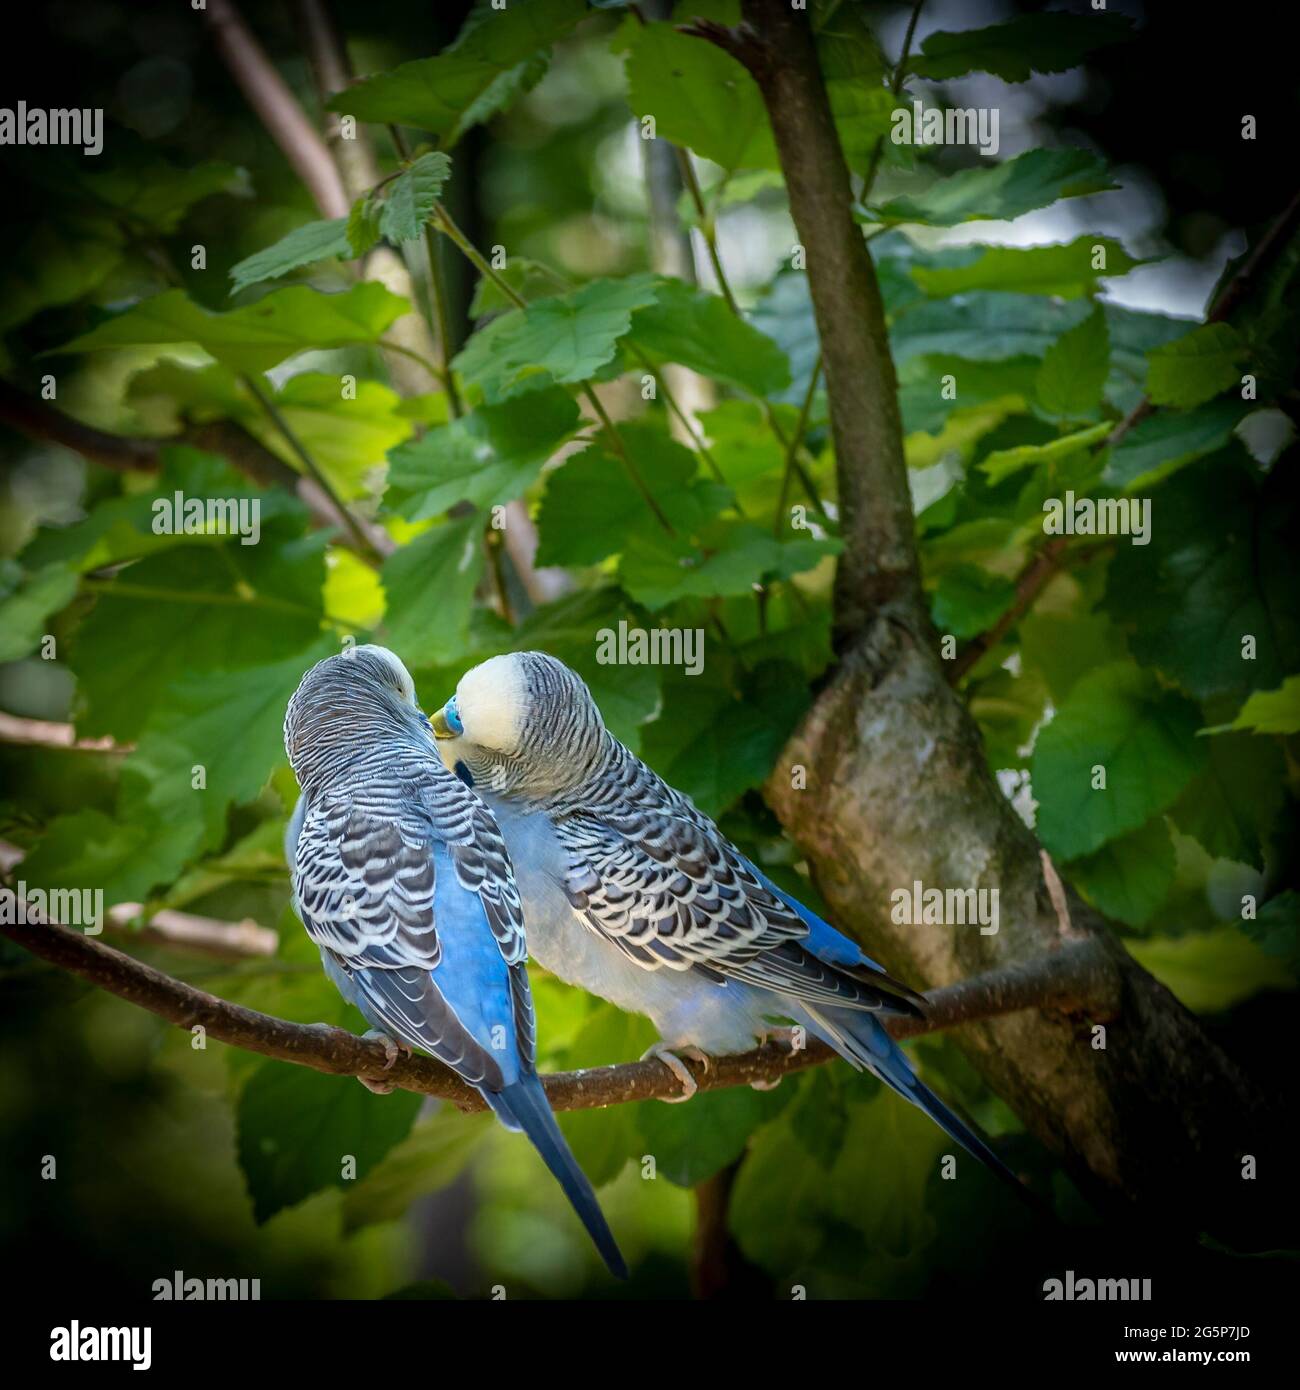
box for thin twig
[774,352,823,535]
[377,337,449,389]
[422,225,464,418]
[859,0,926,209]
[241,374,380,561]
[673,146,740,315]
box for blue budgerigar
[430,651,1018,1187]
[283,644,625,1276]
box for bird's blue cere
[443,696,464,735]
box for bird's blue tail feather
[809,1004,1027,1196]
[484,1075,628,1279]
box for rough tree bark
[690,0,1279,1243]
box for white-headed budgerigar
[429,651,1019,1188]
[283,644,625,1276]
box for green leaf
[865,149,1115,227]
[381,516,485,667]
[1220,676,1300,735]
[907,399,1023,471]
[730,1077,951,1290]
[0,562,78,662]
[536,428,726,569]
[640,662,809,819]
[979,422,1110,484]
[1036,307,1110,419]
[347,195,382,258]
[696,400,787,507]
[1146,322,1247,408]
[0,207,123,333]
[626,278,791,398]
[555,1001,656,1186]
[0,148,246,329]
[1019,596,1128,704]
[342,1110,491,1231]
[385,390,579,521]
[930,565,1015,639]
[328,0,584,144]
[56,283,408,373]
[891,292,1089,365]
[969,662,1049,770]
[22,446,290,572]
[161,818,288,911]
[1102,398,1248,491]
[69,535,326,741]
[453,274,659,402]
[237,1058,422,1223]
[80,154,251,233]
[1242,893,1300,975]
[911,237,1139,300]
[468,258,564,316]
[1105,305,1197,413]
[1171,733,1284,870]
[635,1080,790,1187]
[1126,925,1293,1013]
[898,354,1038,437]
[909,13,1132,83]
[228,218,351,295]
[118,640,336,892]
[622,20,778,174]
[728,1094,840,1276]
[252,372,413,501]
[1104,452,1300,700]
[814,0,893,167]
[19,809,153,907]
[750,270,820,406]
[1030,663,1207,860]
[1067,818,1176,928]
[378,153,452,243]
[128,368,410,503]
[621,522,839,612]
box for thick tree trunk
[688,0,1281,1242]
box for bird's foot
[750,1026,800,1089]
[358,1029,408,1094]
[641,1042,710,1103]
[757,1024,801,1048]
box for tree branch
[703,4,1277,1234]
[688,0,924,647]
[202,0,349,220]
[0,714,126,753]
[0,380,162,473]
[0,383,393,559]
[0,913,1117,1112]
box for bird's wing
[551,770,921,1016]
[292,765,533,1081]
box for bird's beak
[430,708,455,740]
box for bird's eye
[444,697,464,736]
